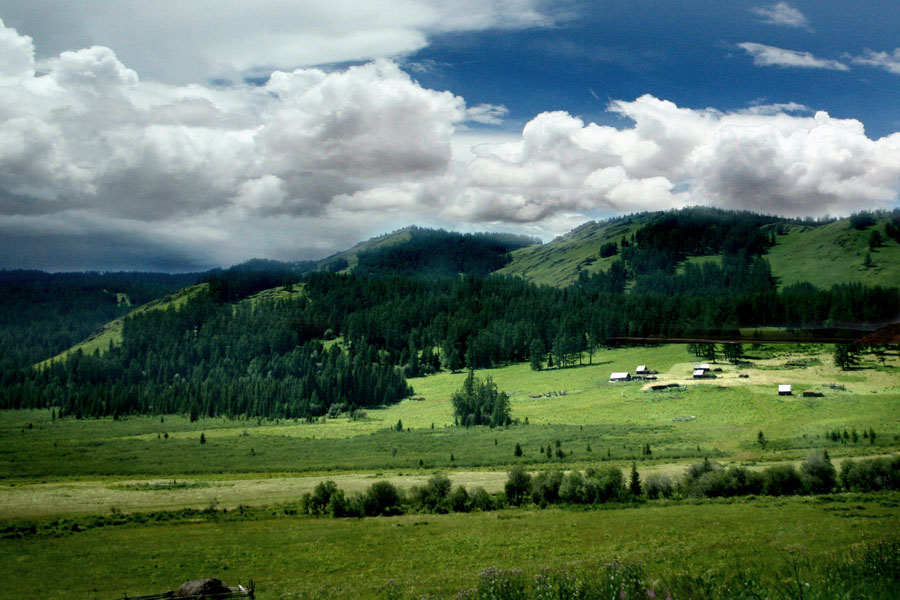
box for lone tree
[629,462,641,498]
[514,443,523,457]
[722,343,744,364]
[451,371,512,428]
[757,430,767,449]
[869,229,883,250]
[833,344,861,370]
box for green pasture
[4,345,898,482]
[3,494,898,599]
[765,220,900,289]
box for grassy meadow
[4,494,899,599]
[2,343,899,598]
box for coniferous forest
[1,210,898,420]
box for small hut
[609,372,631,382]
[778,384,792,396]
[692,369,707,379]
[636,365,649,375]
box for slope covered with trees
[500,207,900,289]
[2,208,897,419]
[0,270,198,372]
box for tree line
[296,451,900,520]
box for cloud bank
[0,0,549,85]
[1,20,899,270]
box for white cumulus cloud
[1,18,899,270]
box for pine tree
[200,432,206,444]
[514,443,523,457]
[529,338,544,371]
[629,462,641,498]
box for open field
[3,494,899,599]
[6,345,897,480]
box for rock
[176,578,231,598]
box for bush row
[301,452,900,518]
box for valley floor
[2,344,898,598]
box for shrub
[559,471,587,504]
[411,473,452,513]
[586,466,625,503]
[530,470,563,506]
[762,464,804,496]
[363,481,402,516]
[471,487,494,512]
[841,456,900,492]
[449,485,471,513]
[505,466,532,506]
[800,450,836,494]
[644,474,674,499]
[307,480,339,515]
[327,489,351,518]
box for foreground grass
[3,494,898,599]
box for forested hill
[498,207,900,289]
[2,208,898,420]
[0,270,198,371]
[317,226,541,279]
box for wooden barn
[778,384,792,396]
[609,372,632,382]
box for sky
[1,1,899,272]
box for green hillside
[37,283,209,367]
[317,227,414,272]
[500,210,900,290]
[766,219,900,288]
[495,216,642,286]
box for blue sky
[409,1,899,137]
[0,1,899,271]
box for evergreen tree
[529,338,544,371]
[722,343,744,364]
[833,344,860,370]
[869,229,883,250]
[629,462,641,498]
